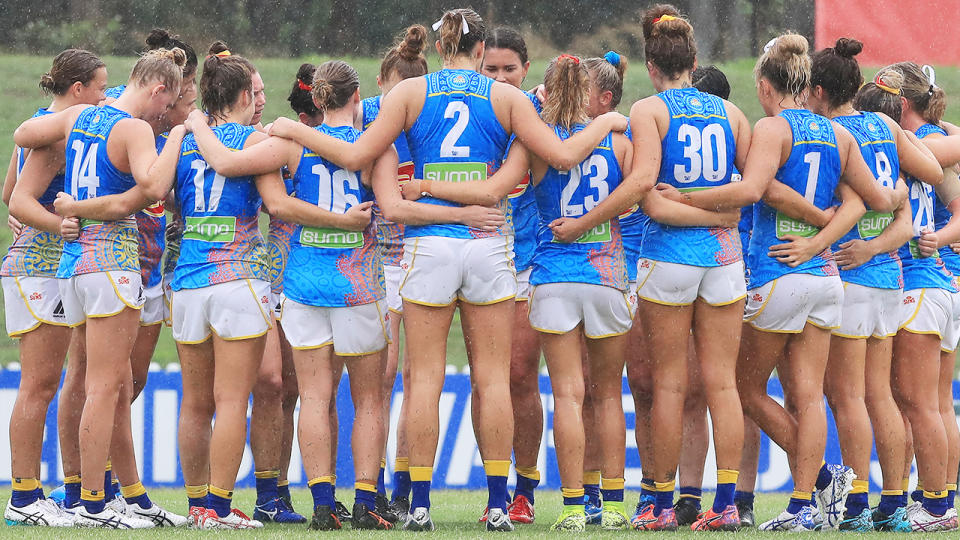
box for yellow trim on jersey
[860,139,895,147]
[427,91,489,101]
[744,280,777,323]
[794,140,837,148]
[671,114,727,121]
[70,129,107,140]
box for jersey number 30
[674,124,727,183]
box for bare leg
[177,340,215,488]
[58,327,86,483]
[864,337,905,491]
[824,336,871,485]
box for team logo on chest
[866,121,879,135]
[686,95,705,114]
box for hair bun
[39,73,56,92]
[296,63,316,84]
[207,41,230,57]
[834,38,863,59]
[399,24,427,60]
[145,28,172,49]
[772,33,808,57]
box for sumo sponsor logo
[424,162,487,183]
[858,211,893,239]
[300,226,363,249]
[184,216,236,243]
[776,212,819,239]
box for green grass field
[0,489,905,537]
[1,54,960,366]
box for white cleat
[127,502,190,527]
[910,505,959,532]
[816,464,856,529]
[198,508,263,529]
[74,505,155,529]
[759,506,819,531]
[403,507,435,531]
[4,498,73,527]
[485,507,515,532]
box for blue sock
[787,491,812,515]
[278,482,291,502]
[899,491,908,507]
[187,494,207,508]
[714,485,735,513]
[639,478,655,506]
[949,489,956,508]
[392,470,411,501]
[878,492,901,516]
[377,464,386,497]
[922,491,948,516]
[410,466,432,510]
[309,479,334,509]
[514,468,539,504]
[912,489,923,503]
[654,483,674,517]
[208,487,232,518]
[679,486,702,510]
[734,490,754,507]
[10,481,40,507]
[584,483,601,507]
[103,471,115,500]
[64,479,81,508]
[562,488,584,507]
[485,460,509,512]
[845,492,868,516]
[254,472,279,505]
[33,487,44,501]
[356,484,377,509]
[815,464,831,491]
[80,490,105,514]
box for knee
[180,398,215,421]
[509,365,539,398]
[254,373,284,401]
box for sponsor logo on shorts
[52,301,65,319]
[29,292,42,301]
[118,276,130,285]
[184,216,237,243]
[640,259,651,269]
[752,293,764,303]
[261,296,270,304]
[904,295,916,305]
[400,262,409,270]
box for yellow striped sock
[717,469,739,484]
[254,470,280,479]
[483,460,510,478]
[881,489,902,496]
[410,467,433,482]
[277,479,289,488]
[924,490,947,499]
[185,484,208,498]
[516,466,540,481]
[64,475,81,485]
[641,478,655,491]
[380,458,386,468]
[562,487,585,499]
[308,476,334,487]
[356,481,377,493]
[655,480,676,493]
[902,478,910,492]
[81,488,104,502]
[394,457,409,472]
[105,460,112,472]
[583,470,601,485]
[602,477,625,490]
[917,479,924,491]
[209,485,233,499]
[851,479,868,494]
[791,490,812,501]
[120,481,146,498]
[948,483,957,491]
[11,478,39,491]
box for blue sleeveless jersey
[926,125,960,279]
[899,124,956,292]
[831,112,902,290]
[23,108,66,205]
[104,85,125,100]
[404,69,510,239]
[285,124,384,307]
[58,105,139,278]
[614,125,648,281]
[171,123,269,290]
[641,88,741,267]
[530,125,627,290]
[747,109,841,289]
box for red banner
[816,0,960,66]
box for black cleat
[389,496,410,521]
[309,505,342,530]
[375,494,400,524]
[334,499,352,523]
[352,502,393,530]
[736,501,755,528]
[674,497,701,527]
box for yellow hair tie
[874,73,900,96]
[215,50,231,57]
[653,14,679,23]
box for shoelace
[368,510,393,529]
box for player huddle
[2,1,960,534]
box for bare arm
[884,115,943,184]
[834,201,912,271]
[124,123,186,201]
[13,105,87,148]
[402,142,531,206]
[762,180,834,228]
[8,146,64,234]
[916,133,960,169]
[3,148,19,206]
[256,170,371,231]
[642,189,740,227]
[768,182,866,267]
[504,86,624,171]
[837,125,905,212]
[187,110,293,177]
